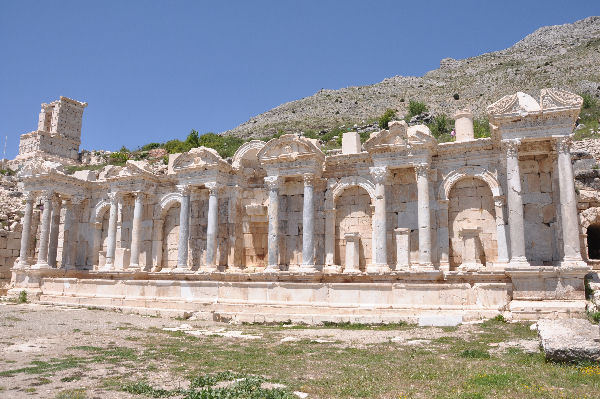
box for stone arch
[447,177,497,269]
[90,200,111,268]
[156,192,182,219]
[91,200,110,224]
[325,176,376,210]
[439,166,502,201]
[579,207,600,261]
[232,140,265,170]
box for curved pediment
[171,147,230,173]
[258,134,324,164]
[232,140,265,170]
[364,121,436,152]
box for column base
[263,265,280,273]
[31,262,51,270]
[172,267,192,273]
[413,262,435,270]
[199,266,218,273]
[507,257,530,269]
[296,264,318,273]
[343,266,361,274]
[559,259,588,269]
[323,265,342,274]
[366,263,390,273]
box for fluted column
[368,166,390,272]
[204,182,219,272]
[103,191,120,270]
[64,195,84,270]
[301,174,316,271]
[415,164,433,268]
[33,191,53,269]
[176,185,191,270]
[503,140,529,267]
[129,192,145,268]
[555,137,585,265]
[17,192,35,268]
[265,176,281,271]
[47,196,62,268]
[493,195,510,265]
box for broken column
[453,109,474,142]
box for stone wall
[572,138,600,163]
[335,186,372,268]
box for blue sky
[0,1,598,158]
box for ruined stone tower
[14,96,87,165]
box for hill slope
[222,16,600,139]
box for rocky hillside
[222,16,600,139]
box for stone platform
[8,267,588,323]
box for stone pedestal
[394,228,411,270]
[458,227,482,271]
[343,232,361,274]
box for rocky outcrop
[222,17,600,140]
[537,319,600,363]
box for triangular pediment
[487,92,541,120]
[171,147,230,173]
[539,88,583,112]
[364,121,436,152]
[258,134,324,163]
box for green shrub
[109,151,128,165]
[407,100,428,118]
[140,142,162,151]
[378,109,397,129]
[17,290,27,303]
[473,118,491,138]
[493,314,507,323]
[582,93,597,109]
[427,114,454,142]
[0,168,15,176]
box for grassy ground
[1,305,600,398]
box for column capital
[264,175,281,191]
[369,166,389,184]
[414,163,430,179]
[107,191,121,204]
[302,173,315,187]
[205,182,221,196]
[23,191,35,203]
[40,190,54,202]
[502,139,521,158]
[176,184,191,196]
[70,195,86,205]
[554,136,572,154]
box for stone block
[342,132,361,154]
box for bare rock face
[222,16,600,139]
[537,319,600,363]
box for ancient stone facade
[13,97,87,165]
[8,89,591,323]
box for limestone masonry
[7,89,594,323]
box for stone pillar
[64,196,84,270]
[493,195,510,265]
[343,232,361,273]
[92,222,102,269]
[103,192,120,270]
[176,185,191,270]
[437,199,450,270]
[368,166,390,273]
[204,182,219,272]
[503,140,529,267]
[555,137,585,265]
[33,191,53,269]
[129,192,144,268]
[394,228,411,270]
[17,192,35,268]
[47,196,62,268]
[458,227,482,271]
[265,176,281,271]
[323,208,337,271]
[301,174,316,271]
[415,164,433,268]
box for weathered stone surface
[537,319,600,362]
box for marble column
[64,196,84,270]
[47,196,62,268]
[493,195,510,264]
[176,185,191,270]
[503,140,529,267]
[129,192,145,268]
[204,182,219,271]
[34,191,53,269]
[265,176,281,271]
[555,137,585,265]
[301,174,316,271]
[103,192,120,270]
[415,164,433,268]
[368,166,390,273]
[17,192,35,268]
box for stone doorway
[587,224,600,260]
[334,186,372,270]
